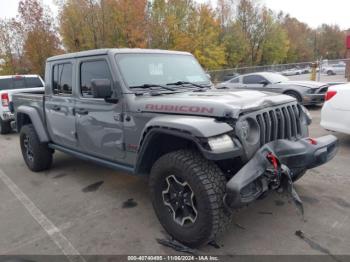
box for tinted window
[52,63,73,95]
[26,77,43,88]
[0,78,13,90]
[80,60,112,97]
[243,75,266,84]
[230,77,239,83]
[13,77,26,89]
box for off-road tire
[291,168,307,182]
[0,118,11,134]
[20,124,53,172]
[149,149,232,247]
[285,91,302,103]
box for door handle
[75,108,89,115]
[52,105,61,111]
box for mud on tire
[149,149,232,247]
[20,124,53,172]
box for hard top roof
[47,48,192,62]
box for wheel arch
[16,106,49,142]
[135,128,206,176]
[134,116,234,175]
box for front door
[45,61,77,149]
[75,57,125,160]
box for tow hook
[266,152,304,219]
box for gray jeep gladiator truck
[12,49,338,247]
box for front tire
[327,70,334,76]
[20,124,53,172]
[149,150,231,247]
[284,91,302,103]
[0,118,11,134]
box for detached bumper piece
[225,135,338,208]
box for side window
[80,60,112,98]
[52,63,73,95]
[243,75,265,84]
[230,77,239,83]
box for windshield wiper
[166,81,209,89]
[129,84,176,91]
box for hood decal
[145,104,214,114]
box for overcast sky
[0,0,349,30]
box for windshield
[267,73,289,83]
[116,53,210,88]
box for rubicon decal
[145,104,214,114]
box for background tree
[18,0,62,76]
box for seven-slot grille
[256,104,302,146]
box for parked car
[215,72,329,105]
[0,75,44,134]
[322,63,346,75]
[12,49,337,247]
[222,72,240,82]
[281,68,303,76]
[301,66,311,74]
[321,83,350,135]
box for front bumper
[303,94,325,105]
[225,135,338,208]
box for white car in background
[281,68,303,76]
[322,63,346,75]
[321,83,350,135]
[0,75,44,134]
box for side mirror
[91,79,113,99]
[259,80,269,86]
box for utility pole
[346,29,350,81]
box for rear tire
[149,150,231,247]
[327,70,334,76]
[285,91,302,103]
[0,118,11,134]
[20,124,53,172]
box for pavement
[0,107,349,257]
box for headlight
[237,118,259,144]
[207,134,234,153]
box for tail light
[325,90,337,101]
[1,93,9,107]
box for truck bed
[12,92,45,126]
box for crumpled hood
[279,81,326,89]
[129,89,296,119]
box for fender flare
[16,106,50,142]
[134,116,235,174]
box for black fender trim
[134,127,242,175]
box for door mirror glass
[91,79,112,99]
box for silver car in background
[216,72,329,105]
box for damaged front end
[224,135,338,209]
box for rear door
[75,57,125,160]
[45,61,77,148]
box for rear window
[0,78,13,90]
[0,76,43,90]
